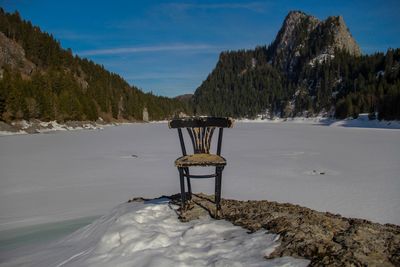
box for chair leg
[215,166,224,218]
[178,168,186,212]
[184,167,192,200]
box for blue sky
[1,0,400,97]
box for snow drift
[1,199,309,267]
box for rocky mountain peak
[270,11,361,75]
[278,11,320,46]
[323,15,361,56]
[284,10,318,25]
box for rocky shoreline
[2,116,399,136]
[0,119,127,135]
[130,194,400,266]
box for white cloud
[53,30,103,41]
[126,72,203,80]
[78,44,218,56]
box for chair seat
[175,153,226,167]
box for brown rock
[0,32,35,76]
[170,193,400,267]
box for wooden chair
[169,117,234,217]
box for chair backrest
[169,117,234,156]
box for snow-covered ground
[238,114,400,129]
[0,123,400,230]
[1,199,309,267]
[0,121,399,264]
[0,121,399,230]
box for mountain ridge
[193,11,400,120]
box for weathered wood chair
[169,117,234,217]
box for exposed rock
[0,120,105,134]
[169,193,400,267]
[0,120,19,132]
[271,11,320,74]
[270,11,361,75]
[142,107,149,122]
[117,96,125,119]
[0,32,35,77]
[330,16,361,56]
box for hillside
[0,9,190,122]
[193,11,400,120]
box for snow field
[0,121,399,265]
[0,121,399,233]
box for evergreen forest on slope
[0,9,191,122]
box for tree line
[193,41,400,121]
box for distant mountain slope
[193,11,400,120]
[0,9,190,122]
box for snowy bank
[3,193,398,267]
[0,120,109,136]
[0,119,170,136]
[238,114,400,129]
[0,198,309,267]
[2,114,399,136]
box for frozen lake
[0,122,399,234]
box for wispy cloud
[54,30,97,41]
[78,44,218,56]
[126,72,204,80]
[165,2,267,13]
